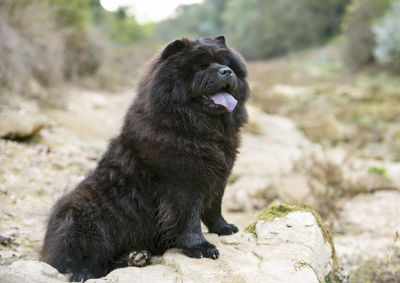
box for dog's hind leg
[42,206,113,281]
[128,250,152,267]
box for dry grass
[247,42,400,161]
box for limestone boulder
[0,206,334,283]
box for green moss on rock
[244,204,295,233]
[244,204,337,268]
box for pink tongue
[210,92,238,112]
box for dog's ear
[161,40,187,60]
[214,35,226,45]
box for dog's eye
[194,53,211,69]
[216,55,230,68]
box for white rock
[224,176,275,211]
[335,191,400,269]
[225,108,320,211]
[162,249,228,283]
[0,260,68,283]
[86,265,178,283]
[385,161,400,188]
[272,175,327,207]
[274,175,311,204]
[254,211,333,283]
[0,211,334,283]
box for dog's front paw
[128,250,152,267]
[68,269,94,282]
[183,242,219,259]
[209,222,239,236]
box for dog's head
[141,36,249,116]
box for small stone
[0,232,15,245]
[0,250,22,259]
[0,111,51,139]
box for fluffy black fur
[41,36,249,281]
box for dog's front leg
[201,181,238,235]
[173,192,219,259]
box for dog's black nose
[218,67,233,77]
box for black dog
[41,35,249,281]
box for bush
[63,30,105,80]
[156,0,227,41]
[373,3,400,69]
[341,0,391,69]
[156,0,348,60]
[223,0,349,60]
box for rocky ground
[1,50,400,282]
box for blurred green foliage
[342,0,392,69]
[50,0,94,30]
[224,0,349,59]
[2,0,400,101]
[156,0,227,40]
[47,0,149,43]
[373,2,400,69]
[107,7,154,43]
[48,0,153,82]
[368,165,387,177]
[0,0,160,103]
[156,0,400,69]
[156,0,349,60]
